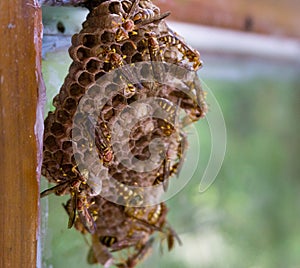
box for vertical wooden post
[0,1,43,267]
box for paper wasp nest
[42,0,207,266]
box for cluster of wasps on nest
[41,0,207,267]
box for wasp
[41,167,97,233]
[157,98,177,130]
[116,0,170,42]
[99,235,118,247]
[159,29,203,70]
[123,82,137,98]
[159,224,182,253]
[116,237,154,268]
[153,156,171,191]
[89,234,153,268]
[115,0,139,42]
[120,65,143,91]
[115,181,144,207]
[102,49,143,91]
[152,137,186,192]
[179,89,207,127]
[115,19,137,42]
[124,204,176,247]
[133,8,156,22]
[175,131,188,176]
[125,203,182,254]
[141,31,166,83]
[104,49,126,69]
[84,115,114,165]
[62,188,98,234]
[88,235,154,267]
[153,98,186,191]
[124,204,166,231]
[133,10,170,26]
[87,234,114,267]
[85,196,180,267]
[153,136,187,191]
[86,197,153,267]
[95,124,114,164]
[146,32,161,61]
[184,75,208,121]
[147,203,163,225]
[63,198,90,234]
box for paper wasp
[41,167,97,233]
[153,135,188,192]
[102,49,143,91]
[115,0,140,42]
[116,0,170,42]
[158,29,203,71]
[99,235,118,247]
[124,203,182,256]
[83,115,114,165]
[152,98,188,191]
[115,237,154,268]
[88,234,153,268]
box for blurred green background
[41,51,300,268]
[41,7,300,268]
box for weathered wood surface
[40,0,300,39]
[0,1,43,267]
[157,0,300,38]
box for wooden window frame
[0,1,43,267]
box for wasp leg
[88,234,113,267]
[62,186,96,233]
[77,196,96,233]
[124,209,162,232]
[147,32,165,83]
[176,131,188,178]
[99,236,118,248]
[40,180,70,198]
[161,157,171,192]
[110,237,143,252]
[63,198,89,234]
[84,116,113,165]
[153,98,183,190]
[160,225,182,254]
[60,188,77,229]
[116,237,154,268]
[166,225,182,250]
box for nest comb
[41,0,207,266]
